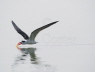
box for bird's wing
[12,21,29,40]
[29,21,59,41]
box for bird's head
[16,41,25,47]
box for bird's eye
[22,41,25,42]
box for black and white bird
[12,21,58,46]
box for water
[11,46,57,72]
[0,45,95,72]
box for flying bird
[12,21,58,47]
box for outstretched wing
[12,21,29,40]
[29,21,59,41]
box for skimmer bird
[12,21,58,47]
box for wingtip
[11,20,14,23]
[55,21,59,23]
[53,21,59,24]
[11,21,15,24]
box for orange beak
[16,42,22,47]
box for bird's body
[12,21,58,46]
[23,40,37,44]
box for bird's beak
[16,42,22,47]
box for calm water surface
[12,46,58,72]
[1,45,95,72]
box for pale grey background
[0,0,95,72]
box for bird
[12,21,59,47]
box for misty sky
[0,0,95,45]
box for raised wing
[12,21,29,40]
[29,21,59,41]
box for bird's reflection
[12,47,56,72]
[16,47,38,64]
